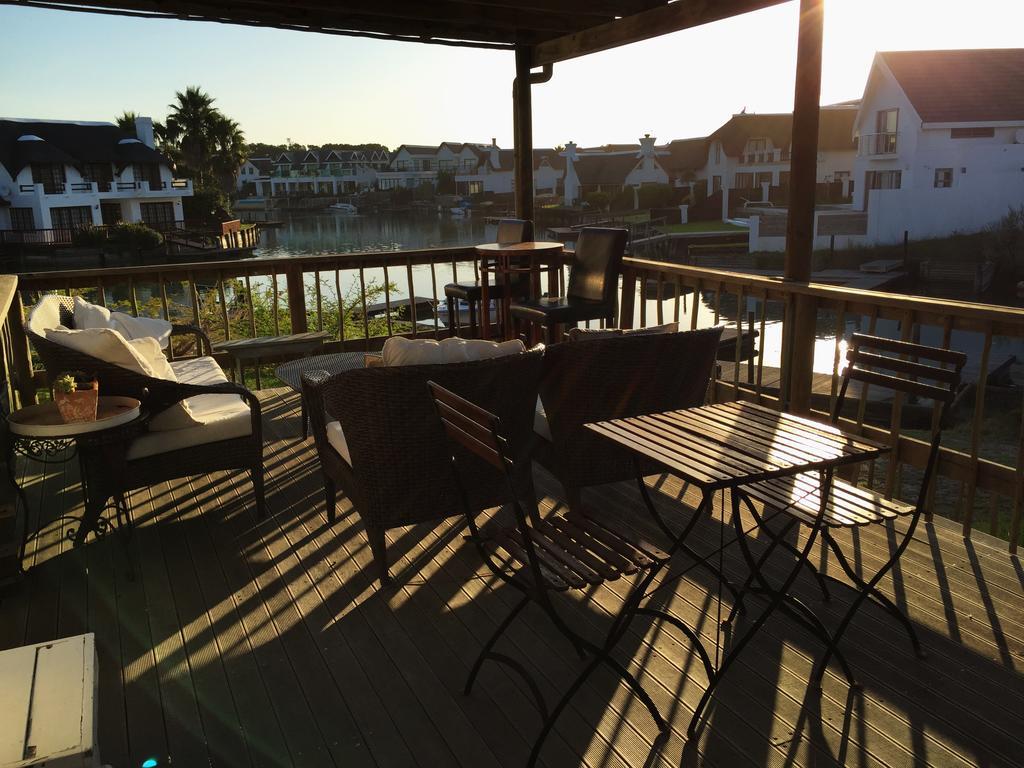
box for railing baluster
[733,285,743,395]
[712,282,722,325]
[272,270,281,336]
[245,272,257,339]
[358,265,370,350]
[860,309,879,490]
[188,271,200,329]
[655,272,664,326]
[829,301,847,414]
[406,259,418,339]
[429,261,440,339]
[129,278,140,317]
[382,264,394,338]
[218,273,230,341]
[673,276,682,324]
[638,269,648,328]
[962,322,993,534]
[335,269,345,343]
[755,292,767,395]
[315,270,324,333]
[689,278,701,331]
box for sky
[1,0,1023,149]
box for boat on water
[449,207,467,217]
[327,202,358,215]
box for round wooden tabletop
[475,241,564,256]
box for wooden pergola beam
[531,0,788,66]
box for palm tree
[163,86,220,187]
[209,114,247,192]
[115,110,140,134]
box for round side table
[474,241,564,340]
[6,397,146,566]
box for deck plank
[1,387,1021,768]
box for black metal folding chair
[428,381,712,766]
[738,333,967,683]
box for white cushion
[27,296,62,336]
[109,312,173,350]
[534,396,551,441]
[45,327,156,377]
[73,295,111,330]
[128,356,250,459]
[382,336,525,366]
[167,356,246,423]
[127,397,251,460]
[325,420,352,465]
[132,339,204,431]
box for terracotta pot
[54,381,99,424]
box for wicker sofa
[532,327,724,513]
[302,347,544,585]
[25,295,266,519]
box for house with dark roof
[562,135,670,205]
[0,116,192,232]
[236,156,272,194]
[701,107,859,203]
[261,147,388,196]
[852,48,1024,243]
[453,143,566,196]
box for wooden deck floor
[3,388,1023,768]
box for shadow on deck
[2,388,1022,768]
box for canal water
[252,211,1023,384]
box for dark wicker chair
[534,326,724,513]
[509,227,626,342]
[443,218,533,338]
[302,348,544,585]
[25,295,266,518]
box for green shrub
[106,222,164,252]
[71,225,109,248]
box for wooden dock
[2,388,1021,767]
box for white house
[700,107,859,204]
[453,141,565,196]
[852,48,1024,244]
[267,148,387,195]
[376,144,440,190]
[561,135,670,206]
[236,156,272,195]
[0,116,192,232]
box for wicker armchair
[534,327,723,513]
[25,295,266,518]
[302,348,544,584]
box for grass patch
[659,221,748,234]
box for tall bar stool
[444,218,532,338]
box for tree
[160,86,246,193]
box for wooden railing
[620,257,1024,552]
[9,249,1024,551]
[0,274,24,585]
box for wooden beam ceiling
[532,0,790,66]
[2,0,790,59]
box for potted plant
[53,372,99,424]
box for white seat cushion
[534,396,551,441]
[128,357,250,460]
[45,327,157,377]
[382,336,524,366]
[325,420,352,465]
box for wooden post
[7,290,37,408]
[781,0,824,413]
[513,46,535,223]
[286,264,308,334]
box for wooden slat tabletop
[586,401,889,492]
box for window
[10,208,35,230]
[779,171,791,187]
[140,201,175,228]
[865,170,901,190]
[713,143,721,164]
[81,162,113,191]
[100,202,123,225]
[950,127,995,139]
[734,172,754,189]
[50,205,93,229]
[712,175,722,193]
[31,163,66,194]
[934,168,954,188]
[467,181,483,195]
[134,163,163,191]
[875,108,898,135]
[755,171,773,187]
[748,138,767,153]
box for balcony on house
[859,131,900,156]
